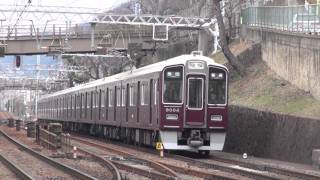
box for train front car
[159,54,228,154]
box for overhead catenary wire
[8,0,32,37]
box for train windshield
[163,66,183,103]
[208,67,227,105]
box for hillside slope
[214,42,320,118]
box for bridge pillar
[198,29,210,56]
[90,23,96,51]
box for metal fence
[242,5,320,34]
[39,127,60,150]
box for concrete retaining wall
[225,105,320,164]
[243,27,320,100]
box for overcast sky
[1,0,129,9]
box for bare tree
[64,56,123,87]
[211,0,245,75]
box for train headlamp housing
[210,73,224,80]
[166,114,178,120]
[211,115,222,121]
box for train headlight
[166,114,178,120]
[211,115,222,121]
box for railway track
[71,137,178,179]
[0,129,97,180]
[0,154,33,180]
[208,154,320,180]
[70,135,251,180]
[171,154,295,180]
[70,134,320,180]
[1,126,122,180]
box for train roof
[39,54,227,100]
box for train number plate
[165,108,179,113]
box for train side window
[140,83,145,105]
[61,98,63,114]
[105,88,108,120]
[145,82,149,106]
[90,91,93,109]
[90,91,93,119]
[137,81,140,123]
[74,95,77,118]
[96,91,99,108]
[58,98,60,115]
[93,92,95,109]
[57,98,59,115]
[101,90,105,108]
[149,79,153,124]
[116,87,121,107]
[85,92,88,118]
[154,80,157,105]
[121,87,126,107]
[126,84,129,107]
[80,94,83,116]
[87,92,90,109]
[56,99,58,117]
[129,85,135,106]
[76,95,79,109]
[94,91,97,108]
[70,96,73,115]
[66,96,68,115]
[80,94,83,117]
[82,94,84,109]
[108,89,113,107]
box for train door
[185,75,205,127]
[125,84,129,124]
[120,85,126,124]
[128,83,137,126]
[149,79,155,127]
[107,87,115,122]
[139,81,150,127]
[106,88,109,121]
[137,81,140,124]
[90,91,93,121]
[154,79,159,125]
[99,89,103,121]
[93,90,97,123]
[115,86,119,125]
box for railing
[0,23,155,40]
[242,4,320,34]
[39,127,60,150]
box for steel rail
[70,135,250,180]
[171,155,291,180]
[157,161,248,180]
[74,147,122,180]
[210,155,320,180]
[77,147,175,180]
[0,129,97,180]
[70,136,179,178]
[0,154,34,180]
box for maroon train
[38,52,228,154]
